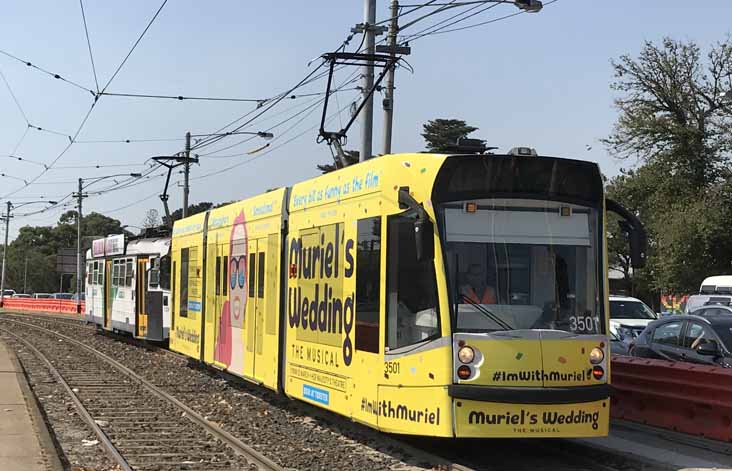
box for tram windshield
[443,199,603,335]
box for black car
[690,304,732,317]
[630,315,732,368]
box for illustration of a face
[229,214,248,328]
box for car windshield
[443,199,603,334]
[610,300,656,320]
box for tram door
[244,237,270,385]
[104,260,112,329]
[136,258,148,338]
[211,242,228,368]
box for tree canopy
[605,37,732,294]
[422,118,478,152]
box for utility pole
[360,0,377,162]
[382,0,399,155]
[183,131,191,217]
[0,201,11,307]
[74,178,86,313]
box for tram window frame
[180,248,189,318]
[386,211,441,351]
[223,255,228,296]
[215,256,221,296]
[355,216,381,354]
[149,257,160,288]
[86,263,93,285]
[257,251,265,299]
[125,259,134,287]
[248,253,256,298]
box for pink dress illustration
[214,212,248,374]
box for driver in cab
[460,263,497,304]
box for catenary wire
[79,0,100,92]
[0,48,95,95]
[99,0,169,95]
[0,67,30,124]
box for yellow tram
[169,149,646,438]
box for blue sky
[1,1,730,239]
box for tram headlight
[458,346,475,364]
[589,347,604,365]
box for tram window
[180,248,189,318]
[159,255,171,291]
[125,259,134,287]
[149,257,160,288]
[87,264,93,284]
[171,261,176,329]
[248,253,256,298]
[95,261,102,284]
[257,252,265,299]
[386,213,440,350]
[222,256,228,296]
[112,260,121,287]
[356,217,381,354]
[215,256,221,296]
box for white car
[609,295,658,354]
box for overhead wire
[0,49,95,95]
[1,0,169,202]
[99,0,169,95]
[0,67,30,124]
[79,0,100,93]
[407,0,559,40]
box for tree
[604,37,732,295]
[142,209,162,229]
[603,37,732,190]
[422,119,478,152]
[316,150,360,174]
[164,202,214,226]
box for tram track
[1,311,672,471]
[0,317,283,471]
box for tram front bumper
[451,385,610,438]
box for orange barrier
[0,297,84,315]
[611,355,732,442]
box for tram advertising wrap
[169,151,646,438]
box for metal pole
[360,0,376,162]
[76,178,83,313]
[23,256,27,294]
[183,131,191,217]
[382,0,399,155]
[0,201,11,307]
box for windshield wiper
[459,294,514,331]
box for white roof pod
[126,237,171,257]
[699,275,732,294]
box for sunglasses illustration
[230,256,246,290]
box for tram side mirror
[606,198,647,269]
[414,218,434,262]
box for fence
[611,355,732,442]
[0,298,85,315]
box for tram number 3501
[384,361,400,376]
[569,315,602,333]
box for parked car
[12,293,31,298]
[609,295,658,355]
[52,293,73,300]
[690,304,732,317]
[685,294,732,314]
[630,315,732,367]
[71,293,85,302]
[2,289,16,297]
[33,293,53,299]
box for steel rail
[0,326,134,471]
[1,318,284,471]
